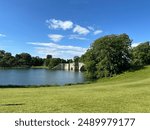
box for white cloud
[93,30,103,35]
[73,25,90,35]
[48,34,64,42]
[69,34,88,40]
[46,18,103,37]
[0,34,6,37]
[132,42,141,47]
[28,42,87,59]
[88,27,103,35]
[88,26,94,31]
[46,19,73,30]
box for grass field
[0,66,150,113]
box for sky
[0,0,150,59]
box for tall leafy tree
[31,56,44,66]
[81,34,132,79]
[15,53,32,66]
[132,42,150,66]
[74,56,80,71]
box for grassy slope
[0,66,150,113]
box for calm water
[0,69,85,85]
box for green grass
[0,66,150,113]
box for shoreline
[0,66,49,69]
[0,81,92,88]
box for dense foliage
[44,55,67,69]
[0,49,76,69]
[132,42,150,67]
[81,34,132,79]
[81,34,150,79]
[0,50,69,68]
[0,50,44,67]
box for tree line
[0,51,73,68]
[80,34,150,79]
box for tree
[47,58,61,69]
[81,34,132,79]
[46,55,52,59]
[66,59,73,63]
[31,56,44,66]
[81,49,97,79]
[0,51,17,67]
[74,56,80,70]
[15,53,32,66]
[132,42,150,67]
[0,50,5,57]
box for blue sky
[0,0,150,59]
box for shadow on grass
[0,103,25,106]
[129,65,145,72]
[64,81,92,86]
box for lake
[0,68,85,86]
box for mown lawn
[0,66,150,113]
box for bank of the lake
[0,66,48,69]
[31,66,49,69]
[0,66,150,112]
